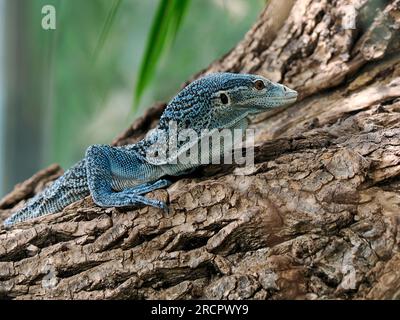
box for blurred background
[0,0,264,197]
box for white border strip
[0,0,5,196]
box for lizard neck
[210,106,250,131]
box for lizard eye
[220,93,229,104]
[254,79,265,90]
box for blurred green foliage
[29,0,264,170]
[93,0,123,62]
[134,0,191,110]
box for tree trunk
[1,0,400,300]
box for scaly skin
[4,73,297,227]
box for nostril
[283,86,288,92]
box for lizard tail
[4,160,90,227]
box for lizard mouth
[281,95,298,103]
[269,91,298,104]
[236,91,298,110]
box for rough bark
[1,0,400,300]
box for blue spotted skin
[4,73,297,227]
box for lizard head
[206,72,298,111]
[159,72,298,132]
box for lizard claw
[158,179,173,188]
[158,201,170,216]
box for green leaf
[170,0,191,41]
[92,0,123,61]
[133,0,191,112]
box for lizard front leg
[85,144,170,212]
